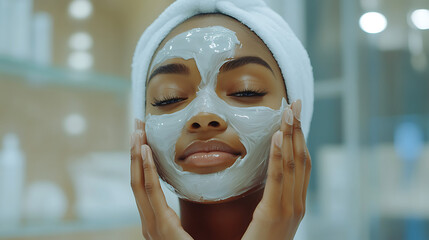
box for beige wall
[0,1,174,239]
[33,0,174,77]
[2,226,142,240]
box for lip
[177,140,242,174]
[180,140,240,160]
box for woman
[130,0,314,239]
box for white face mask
[145,26,286,202]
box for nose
[185,113,227,133]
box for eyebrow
[220,56,273,73]
[148,63,190,82]
[147,56,273,82]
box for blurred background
[0,0,427,239]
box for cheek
[174,133,187,161]
[263,90,286,109]
[216,73,286,109]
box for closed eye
[228,89,267,97]
[151,96,187,107]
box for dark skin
[130,14,311,240]
[179,187,264,240]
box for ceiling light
[68,51,93,71]
[69,32,93,51]
[359,12,387,34]
[410,9,429,30]
[63,114,87,136]
[68,0,93,20]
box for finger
[135,118,145,131]
[142,144,170,217]
[130,131,145,217]
[302,149,312,205]
[291,99,307,217]
[135,119,147,145]
[261,131,284,206]
[130,131,156,234]
[131,130,144,194]
[135,204,149,239]
[281,105,295,209]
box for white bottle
[0,133,26,230]
[0,0,33,59]
[0,0,12,55]
[32,12,52,66]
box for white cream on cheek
[145,26,286,202]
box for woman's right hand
[130,119,193,240]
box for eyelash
[228,88,267,97]
[151,88,267,107]
[151,95,188,107]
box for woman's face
[144,14,287,201]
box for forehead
[152,14,276,67]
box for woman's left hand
[242,100,311,240]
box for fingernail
[136,129,143,142]
[273,131,282,148]
[141,145,147,161]
[135,118,145,130]
[292,99,302,121]
[130,132,137,145]
[283,106,293,125]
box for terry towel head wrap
[132,0,314,138]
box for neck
[179,188,263,240]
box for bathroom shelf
[0,56,130,94]
[0,217,140,238]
